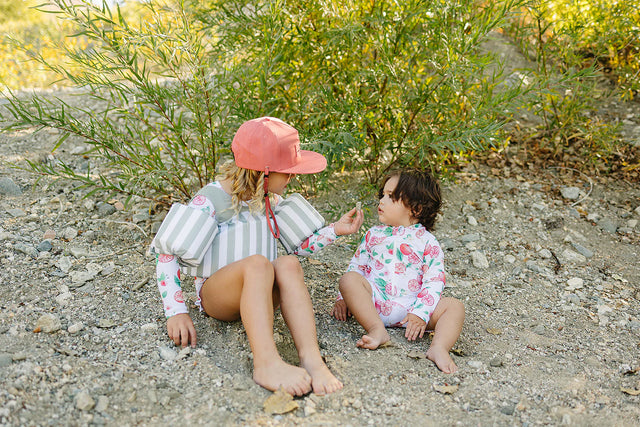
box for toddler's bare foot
[426,345,458,373]
[356,328,390,350]
[253,358,312,396]
[301,359,343,395]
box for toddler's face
[377,176,416,227]
[267,172,295,195]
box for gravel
[1,96,639,426]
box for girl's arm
[294,208,364,256]
[408,240,446,323]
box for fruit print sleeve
[409,239,446,323]
[293,223,338,256]
[155,193,216,318]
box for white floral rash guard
[339,224,446,325]
[155,184,338,318]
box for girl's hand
[167,313,197,348]
[331,299,351,321]
[334,208,364,236]
[401,313,426,341]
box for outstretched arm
[333,208,364,236]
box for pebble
[43,229,56,240]
[627,219,637,228]
[560,186,581,200]
[471,251,489,269]
[69,246,91,258]
[95,396,109,412]
[467,360,483,369]
[96,202,116,216]
[0,353,13,367]
[566,278,584,291]
[504,254,516,264]
[6,208,26,217]
[597,218,618,234]
[141,323,158,332]
[489,357,503,367]
[55,256,72,273]
[68,322,84,334]
[75,391,95,411]
[37,240,53,252]
[35,314,62,333]
[467,216,478,226]
[0,177,22,196]
[538,248,552,259]
[526,260,543,273]
[571,242,593,258]
[62,227,78,240]
[158,345,178,361]
[561,249,587,265]
[13,242,38,258]
[460,233,481,243]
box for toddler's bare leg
[272,256,343,395]
[338,272,390,349]
[200,255,312,396]
[425,297,465,374]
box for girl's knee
[273,255,302,275]
[338,272,363,293]
[245,254,273,271]
[441,297,465,317]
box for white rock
[159,345,177,361]
[560,187,581,200]
[95,395,109,412]
[561,249,587,265]
[467,215,478,226]
[55,256,73,273]
[35,314,61,333]
[55,292,72,306]
[504,254,516,264]
[75,391,95,411]
[471,251,490,269]
[68,322,84,334]
[566,278,584,291]
[141,323,158,332]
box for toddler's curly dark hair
[378,168,442,231]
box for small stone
[597,218,617,234]
[571,242,593,258]
[0,177,22,196]
[35,314,61,333]
[69,246,90,258]
[95,395,109,412]
[37,240,53,252]
[75,391,95,411]
[627,219,637,228]
[467,360,483,369]
[83,199,95,211]
[55,256,73,273]
[159,345,177,361]
[560,187,581,200]
[13,243,38,258]
[6,208,26,217]
[489,357,503,367]
[566,278,584,291]
[97,202,117,217]
[538,249,552,259]
[69,271,96,286]
[68,322,84,334]
[526,260,543,273]
[565,293,580,304]
[0,353,13,367]
[460,233,481,243]
[114,201,125,211]
[467,216,478,226]
[62,227,78,240]
[471,251,489,269]
[503,254,516,264]
[141,323,158,332]
[176,346,191,360]
[561,249,587,265]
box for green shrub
[1,0,526,204]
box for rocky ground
[1,91,640,427]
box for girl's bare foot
[356,327,390,350]
[301,359,343,395]
[426,345,458,373]
[253,358,312,396]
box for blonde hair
[217,161,277,213]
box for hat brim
[274,150,327,174]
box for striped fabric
[151,204,218,267]
[275,193,325,254]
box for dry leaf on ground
[263,387,299,414]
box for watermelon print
[191,195,207,205]
[174,290,184,303]
[158,254,174,263]
[343,223,446,325]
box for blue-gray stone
[0,177,22,196]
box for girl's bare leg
[272,256,343,395]
[425,297,465,374]
[200,255,312,396]
[338,272,390,349]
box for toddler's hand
[331,299,351,321]
[334,208,364,236]
[401,313,426,341]
[167,313,197,348]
